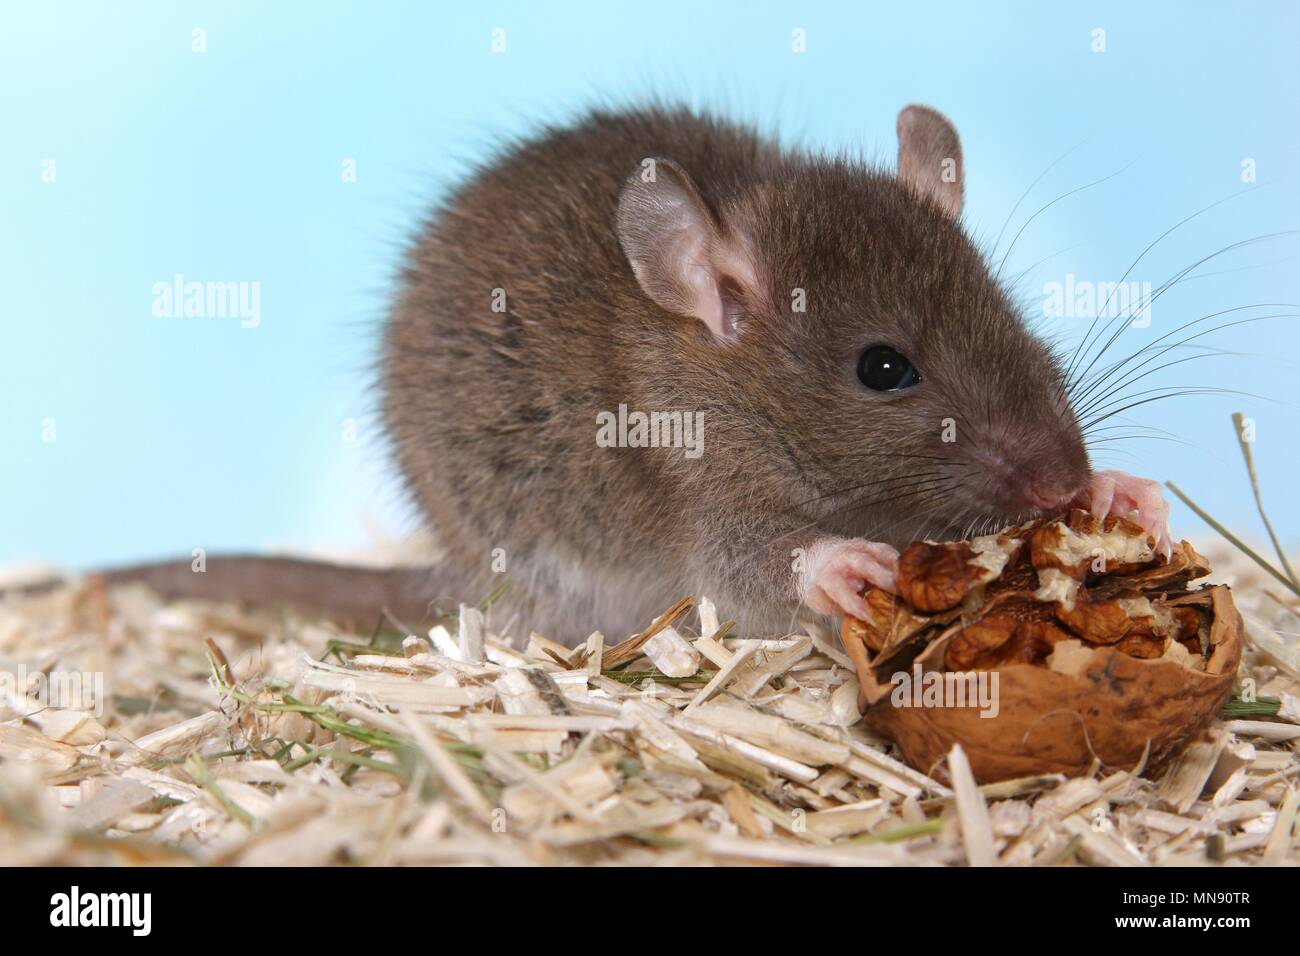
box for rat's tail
[17,556,471,631]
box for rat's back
[382,107,780,639]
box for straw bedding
[0,539,1296,866]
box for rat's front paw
[800,537,899,621]
[1075,469,1172,558]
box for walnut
[1172,605,1206,655]
[839,511,1241,784]
[945,614,1073,670]
[1030,509,1155,584]
[1113,630,1167,659]
[896,534,1021,612]
[943,614,1018,670]
[851,588,901,652]
[1053,592,1161,645]
[896,542,978,611]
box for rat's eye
[857,346,920,391]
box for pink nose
[1026,484,1072,510]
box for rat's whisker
[766,475,963,547]
[1066,248,1300,404]
[835,477,963,516]
[1062,228,1299,401]
[796,475,963,532]
[1079,386,1289,433]
[1084,433,1198,450]
[1008,242,1088,290]
[785,469,952,511]
[996,159,1136,280]
[1175,250,1300,283]
[872,499,961,544]
[1066,302,1298,402]
[989,140,1085,267]
[1071,316,1300,420]
[1058,181,1280,396]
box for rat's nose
[1024,482,1076,511]
[980,441,1090,516]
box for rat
[83,103,1173,644]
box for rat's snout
[972,441,1089,518]
[1022,479,1080,512]
[1002,469,1079,514]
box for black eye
[857,346,920,391]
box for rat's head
[615,105,1091,545]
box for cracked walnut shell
[839,511,1241,783]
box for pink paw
[1075,469,1173,558]
[801,538,899,620]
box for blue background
[4,0,1299,568]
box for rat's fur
[75,105,1091,641]
[383,105,1090,642]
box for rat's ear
[617,157,761,340]
[896,104,963,217]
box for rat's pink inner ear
[896,104,964,217]
[616,157,754,340]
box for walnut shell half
[850,586,1239,782]
[839,513,1241,784]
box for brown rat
[382,103,1167,641]
[81,103,1172,643]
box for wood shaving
[0,536,1295,866]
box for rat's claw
[800,538,899,620]
[1075,470,1173,560]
